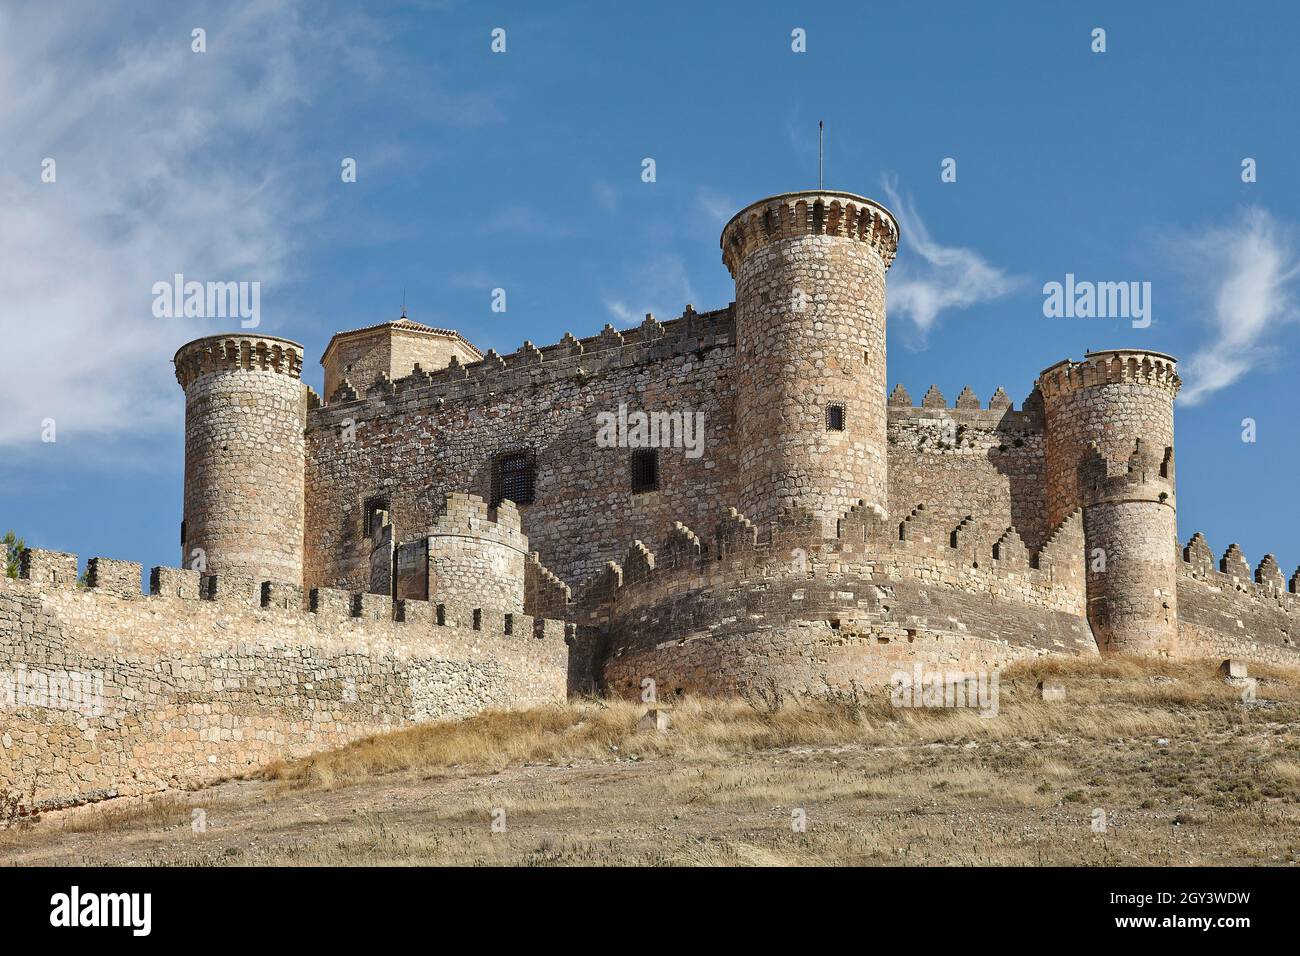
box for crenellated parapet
[309,305,734,416]
[720,190,899,277]
[581,498,1087,631]
[1036,349,1181,403]
[1,545,572,809]
[590,499,1093,699]
[1076,438,1175,508]
[4,546,568,641]
[173,333,304,389]
[1175,532,1300,664]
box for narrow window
[472,608,483,631]
[812,201,825,234]
[631,448,659,493]
[504,613,514,635]
[180,519,186,545]
[363,497,390,537]
[826,403,846,432]
[491,450,535,507]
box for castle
[5,189,1300,810]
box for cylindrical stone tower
[721,191,899,532]
[174,334,308,586]
[1037,350,1181,655]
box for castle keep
[5,189,1300,809]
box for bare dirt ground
[3,657,1300,866]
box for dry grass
[4,654,1300,866]
[260,655,1300,792]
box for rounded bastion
[721,191,899,534]
[174,334,308,586]
[1037,350,1181,655]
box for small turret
[1038,350,1181,655]
[174,334,308,586]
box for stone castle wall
[886,393,1049,550]
[304,307,740,591]
[0,549,569,811]
[586,500,1092,699]
[1176,533,1300,664]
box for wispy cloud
[697,188,735,228]
[479,205,573,238]
[880,177,1022,340]
[0,2,343,454]
[604,253,696,326]
[1172,207,1300,405]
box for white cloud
[0,2,327,454]
[697,188,735,228]
[880,177,1022,339]
[479,205,573,238]
[604,253,696,327]
[1173,207,1300,405]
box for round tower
[721,191,899,532]
[1036,350,1181,655]
[174,334,308,586]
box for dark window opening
[812,201,825,234]
[491,450,535,507]
[180,519,186,545]
[826,403,846,432]
[631,448,659,493]
[363,497,390,537]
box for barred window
[363,497,390,537]
[825,403,846,432]
[491,450,535,507]
[631,448,659,493]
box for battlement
[717,187,899,277]
[720,190,899,278]
[1,544,573,808]
[1180,532,1300,597]
[1077,438,1175,505]
[577,499,1086,628]
[429,493,528,551]
[310,304,734,413]
[888,383,1018,411]
[173,333,305,389]
[8,547,559,631]
[1037,349,1180,402]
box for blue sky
[2,0,1299,579]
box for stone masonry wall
[304,307,737,592]
[886,392,1049,550]
[0,551,569,810]
[175,335,308,586]
[593,502,1091,699]
[1177,532,1300,665]
[723,193,898,532]
[426,495,527,613]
